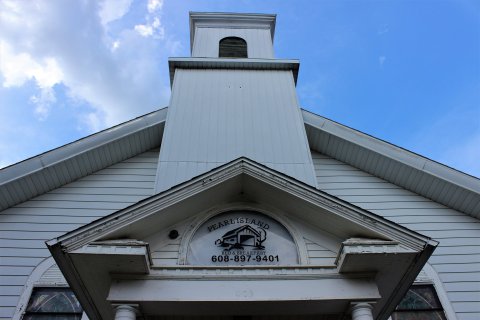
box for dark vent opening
[219,37,248,58]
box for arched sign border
[177,203,308,265]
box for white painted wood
[311,150,480,320]
[114,305,137,320]
[0,111,165,212]
[108,277,380,303]
[0,150,159,320]
[148,205,339,267]
[351,303,374,320]
[193,27,274,58]
[151,241,181,266]
[10,257,66,320]
[416,264,458,320]
[304,113,480,219]
[304,238,337,265]
[156,69,317,192]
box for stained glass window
[392,285,447,320]
[24,287,82,320]
[219,37,248,58]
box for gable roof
[0,108,167,211]
[1,107,478,219]
[302,109,480,218]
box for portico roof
[47,157,436,320]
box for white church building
[0,12,479,320]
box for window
[392,284,447,320]
[23,287,83,320]
[219,37,247,58]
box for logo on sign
[215,225,267,250]
[187,211,297,265]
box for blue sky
[0,0,479,177]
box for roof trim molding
[0,108,168,211]
[168,57,300,88]
[189,12,276,53]
[48,157,435,253]
[302,109,480,217]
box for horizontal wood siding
[304,238,337,265]
[311,150,480,320]
[0,149,159,320]
[151,239,182,266]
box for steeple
[155,12,317,192]
[189,12,276,58]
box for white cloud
[135,17,164,38]
[135,23,154,37]
[0,0,174,130]
[0,40,63,118]
[80,112,104,133]
[148,0,163,13]
[99,0,133,25]
[0,42,63,89]
[111,40,121,51]
[30,87,57,120]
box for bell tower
[155,12,317,192]
[189,12,275,58]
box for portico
[48,158,436,320]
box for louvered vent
[219,37,248,58]
[37,264,67,286]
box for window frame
[391,283,447,320]
[23,286,83,320]
[219,36,248,58]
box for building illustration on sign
[0,10,479,320]
[215,225,267,250]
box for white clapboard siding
[311,150,480,320]
[304,238,337,265]
[151,241,182,266]
[0,149,159,320]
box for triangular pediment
[47,157,436,320]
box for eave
[0,108,168,211]
[2,106,478,222]
[302,109,480,218]
[168,57,300,88]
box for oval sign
[187,211,298,265]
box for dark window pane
[396,285,443,311]
[219,37,247,58]
[26,288,82,313]
[392,310,447,320]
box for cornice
[48,158,435,256]
[189,12,276,53]
[168,57,300,88]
